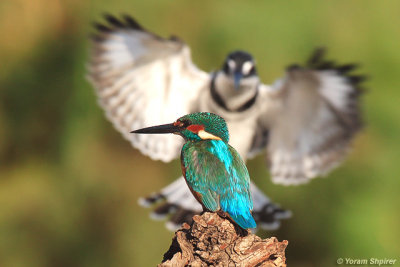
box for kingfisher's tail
[229,212,257,229]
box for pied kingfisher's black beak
[131,123,183,134]
[233,71,242,90]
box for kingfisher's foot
[233,223,250,237]
[217,210,227,218]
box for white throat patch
[198,130,222,140]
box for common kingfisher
[131,112,257,229]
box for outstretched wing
[87,15,209,162]
[257,48,365,185]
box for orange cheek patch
[187,124,204,133]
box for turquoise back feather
[182,139,256,229]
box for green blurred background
[1,0,399,266]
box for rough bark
[159,212,288,267]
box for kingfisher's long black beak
[233,71,242,90]
[130,123,183,134]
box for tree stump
[159,212,288,267]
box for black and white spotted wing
[255,49,365,185]
[88,14,209,162]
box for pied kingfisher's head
[221,50,258,90]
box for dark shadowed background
[1,1,399,266]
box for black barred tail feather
[250,182,292,230]
[138,178,202,231]
[138,193,165,207]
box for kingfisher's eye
[182,121,190,127]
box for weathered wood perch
[159,212,288,267]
